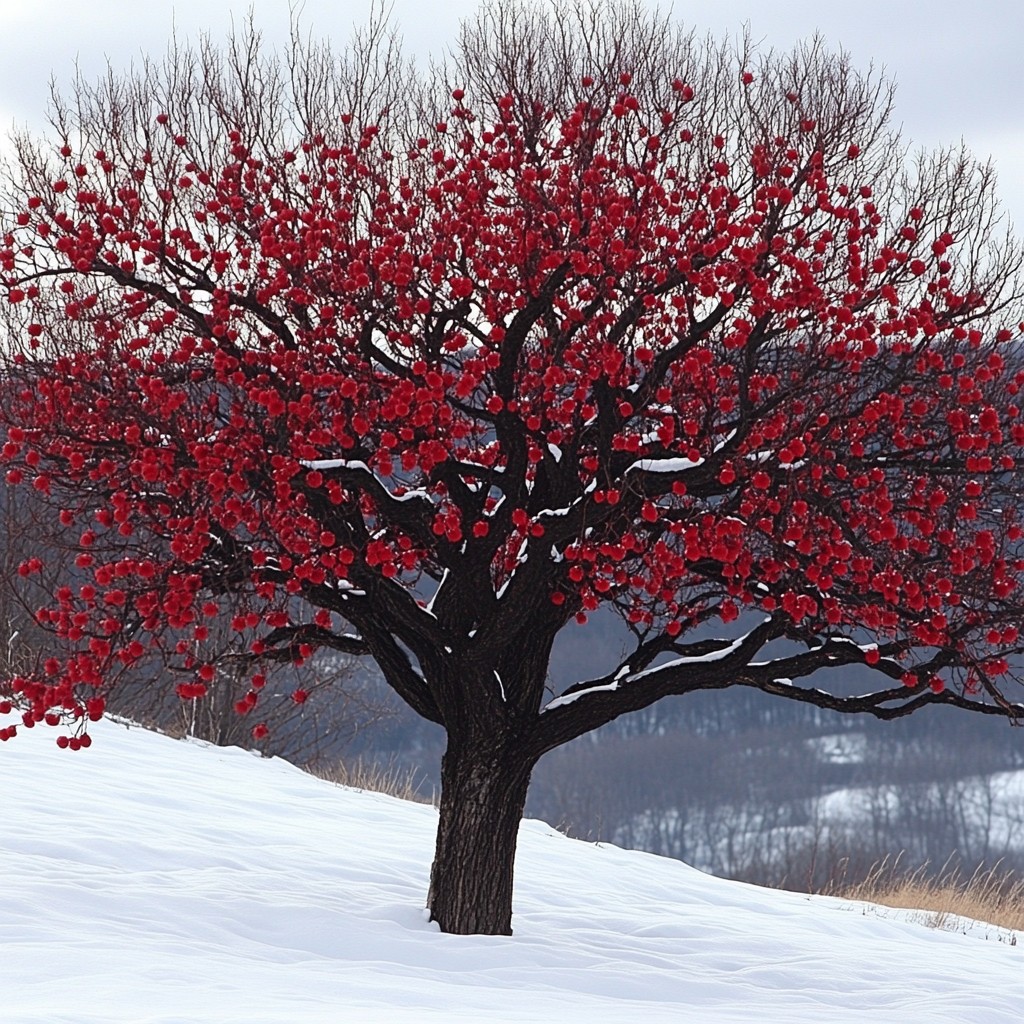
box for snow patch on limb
[495,539,529,600]
[537,480,596,521]
[318,631,366,650]
[824,636,902,668]
[542,624,768,712]
[626,455,704,474]
[302,458,364,471]
[381,487,434,503]
[532,479,598,520]
[537,505,573,518]
[299,459,432,503]
[748,636,904,680]
[328,579,366,597]
[460,459,506,475]
[624,430,736,476]
[424,568,449,615]
[627,632,752,681]
[830,637,878,653]
[542,678,622,711]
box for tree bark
[427,733,535,935]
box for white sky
[1,0,1022,227]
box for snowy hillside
[4,718,1024,1023]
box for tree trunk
[427,733,535,935]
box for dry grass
[307,757,435,806]
[821,854,1024,942]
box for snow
[424,567,448,614]
[299,459,431,502]
[302,457,369,471]
[818,768,1024,852]
[537,479,597,521]
[806,731,869,765]
[628,631,752,679]
[538,504,573,517]
[4,717,1024,1023]
[327,579,365,597]
[752,635,900,673]
[627,455,704,473]
[543,676,622,711]
[460,459,506,475]
[494,537,528,599]
[544,629,763,711]
[715,427,738,450]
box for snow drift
[3,717,1023,1023]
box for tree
[2,0,1024,935]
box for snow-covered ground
[4,717,1023,1023]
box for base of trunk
[427,738,534,935]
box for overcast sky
[1,0,1022,227]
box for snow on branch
[542,621,770,712]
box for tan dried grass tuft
[823,854,1024,941]
[308,757,435,806]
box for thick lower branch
[533,624,1024,754]
[736,675,1024,722]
